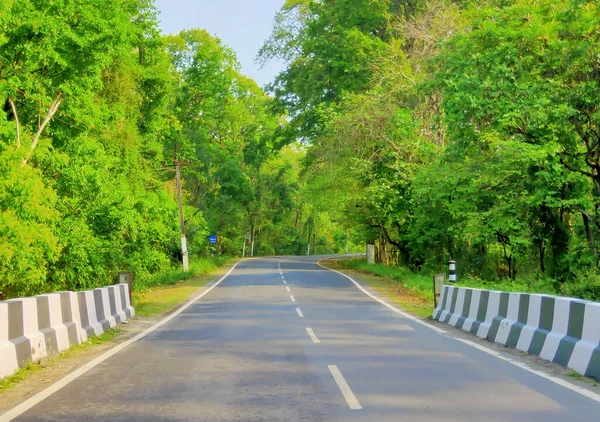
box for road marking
[296,308,304,318]
[456,339,600,404]
[317,261,446,334]
[328,365,362,410]
[0,261,245,422]
[281,275,285,279]
[286,286,291,292]
[290,295,296,302]
[283,280,287,284]
[306,327,320,343]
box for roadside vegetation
[133,258,237,317]
[2,0,600,301]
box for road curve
[5,256,600,421]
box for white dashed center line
[290,295,295,302]
[305,327,320,343]
[296,308,304,318]
[328,365,362,410]
[286,286,291,292]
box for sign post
[209,235,217,244]
[433,273,446,308]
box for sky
[154,0,286,88]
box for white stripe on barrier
[37,294,70,355]
[568,303,600,375]
[78,291,103,338]
[0,302,18,379]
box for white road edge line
[290,295,296,302]
[316,260,446,334]
[286,286,291,292]
[456,339,600,404]
[328,365,362,410]
[317,260,600,404]
[0,260,245,422]
[296,308,304,318]
[305,327,320,343]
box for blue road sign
[209,235,217,244]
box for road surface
[4,256,600,421]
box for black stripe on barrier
[487,292,509,342]
[470,290,489,335]
[528,296,555,357]
[506,294,530,348]
[553,301,586,367]
[456,289,472,329]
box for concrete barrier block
[516,294,544,353]
[93,288,116,331]
[476,291,501,339]
[0,302,18,379]
[59,291,83,346]
[448,288,466,327]
[36,294,70,355]
[7,298,47,366]
[569,302,600,378]
[438,286,456,323]
[118,283,135,318]
[77,291,103,339]
[107,286,126,324]
[462,289,482,332]
[540,297,571,361]
[494,293,521,345]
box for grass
[566,371,584,379]
[0,329,121,392]
[133,258,237,317]
[322,258,435,318]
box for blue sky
[154,0,286,88]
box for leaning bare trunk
[23,92,62,165]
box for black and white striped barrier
[433,285,600,381]
[0,283,134,379]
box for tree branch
[560,156,596,179]
[7,97,20,148]
[23,92,62,165]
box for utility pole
[345,227,349,254]
[307,225,311,256]
[251,216,257,257]
[242,234,246,258]
[175,162,189,272]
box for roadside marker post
[432,273,446,308]
[448,260,456,284]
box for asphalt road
[7,256,600,421]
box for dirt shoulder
[320,258,435,318]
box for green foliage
[262,0,600,300]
